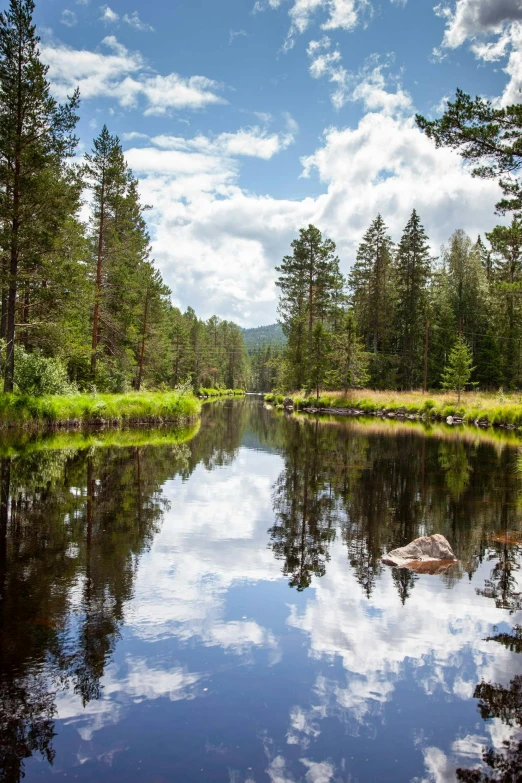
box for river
[0,396,521,782]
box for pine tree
[0,0,79,391]
[276,224,342,390]
[475,235,493,281]
[444,229,487,344]
[84,126,127,381]
[486,217,522,388]
[307,321,330,398]
[441,336,474,404]
[349,214,395,387]
[394,210,431,389]
[329,311,369,392]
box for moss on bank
[264,390,522,430]
[0,391,201,429]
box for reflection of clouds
[287,705,321,747]
[284,538,522,768]
[128,450,284,654]
[266,755,335,783]
[288,540,522,698]
[416,724,522,783]
[57,656,201,741]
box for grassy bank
[197,388,245,397]
[0,390,201,429]
[265,390,522,429]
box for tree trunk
[4,39,24,394]
[4,183,20,393]
[0,458,10,605]
[91,180,105,380]
[135,288,149,392]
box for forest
[267,215,519,396]
[0,0,250,398]
[2,0,522,403]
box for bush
[13,347,76,396]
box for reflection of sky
[40,439,522,783]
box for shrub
[13,347,76,396]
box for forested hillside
[241,324,286,351]
[0,0,249,395]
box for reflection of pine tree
[485,625,522,655]
[0,439,188,780]
[392,568,418,605]
[269,419,336,590]
[476,542,522,613]
[438,441,472,500]
[457,673,522,782]
[457,740,522,783]
[0,676,56,783]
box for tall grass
[265,389,522,429]
[0,391,201,429]
[197,388,245,397]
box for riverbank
[197,388,245,398]
[265,390,522,429]
[0,391,201,429]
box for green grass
[0,420,201,458]
[197,388,246,397]
[264,390,522,429]
[0,391,201,429]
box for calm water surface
[1,398,521,782]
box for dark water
[1,398,522,783]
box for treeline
[0,0,249,395]
[273,213,522,393]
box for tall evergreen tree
[83,126,127,382]
[394,210,432,389]
[487,218,522,388]
[0,0,79,391]
[329,310,369,392]
[276,224,342,391]
[349,214,395,387]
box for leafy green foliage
[13,347,75,396]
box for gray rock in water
[283,397,294,409]
[382,534,457,570]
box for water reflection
[0,401,521,782]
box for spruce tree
[394,210,431,389]
[0,0,79,391]
[348,214,395,387]
[329,311,369,392]
[441,336,474,404]
[486,217,522,387]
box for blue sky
[33,0,522,325]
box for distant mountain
[241,324,286,351]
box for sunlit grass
[0,391,201,428]
[265,389,522,428]
[197,388,245,397]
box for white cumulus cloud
[42,36,226,114]
[435,0,522,105]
